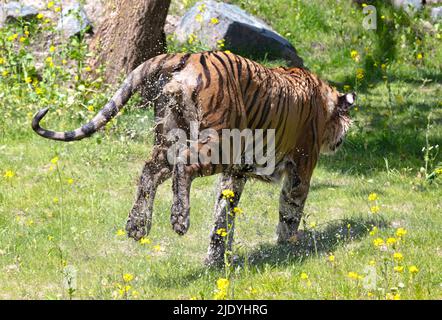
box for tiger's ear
[339,92,356,111]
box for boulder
[391,0,423,11]
[431,7,442,20]
[56,3,91,37]
[174,0,303,67]
[165,14,181,35]
[83,0,105,29]
[0,1,38,26]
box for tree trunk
[90,0,171,84]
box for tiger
[32,51,355,266]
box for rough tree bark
[90,0,171,84]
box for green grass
[0,0,441,299]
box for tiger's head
[321,87,355,154]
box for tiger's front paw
[170,204,190,235]
[276,222,304,244]
[125,217,150,241]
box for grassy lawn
[0,0,441,299]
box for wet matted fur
[32,51,355,266]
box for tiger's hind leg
[277,161,312,244]
[126,146,171,240]
[170,162,193,235]
[205,174,247,267]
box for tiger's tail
[32,53,184,142]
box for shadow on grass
[242,216,389,269]
[147,217,389,289]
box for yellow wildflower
[46,56,54,67]
[370,205,380,214]
[221,189,234,199]
[2,70,9,77]
[51,156,59,164]
[343,85,351,91]
[368,193,378,201]
[347,272,363,280]
[84,66,92,72]
[37,13,44,19]
[67,178,74,185]
[10,33,18,41]
[386,237,397,246]
[123,273,134,283]
[0,57,4,65]
[356,68,364,80]
[19,37,26,43]
[309,221,317,229]
[4,170,15,179]
[216,228,228,237]
[369,260,376,266]
[188,33,197,44]
[48,1,55,9]
[217,278,229,291]
[213,290,227,300]
[394,266,404,273]
[393,252,403,262]
[408,265,419,274]
[350,50,359,62]
[116,229,125,236]
[25,76,32,84]
[55,7,61,13]
[328,254,335,263]
[300,272,309,280]
[153,244,161,252]
[49,45,56,53]
[195,14,203,23]
[386,293,401,300]
[87,105,95,112]
[139,237,151,245]
[232,207,243,215]
[396,228,407,238]
[373,238,384,247]
[416,53,423,60]
[210,17,219,25]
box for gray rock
[56,3,91,37]
[391,0,423,11]
[431,7,442,20]
[83,0,105,28]
[174,0,303,67]
[165,14,181,35]
[0,1,38,26]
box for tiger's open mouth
[334,138,343,149]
